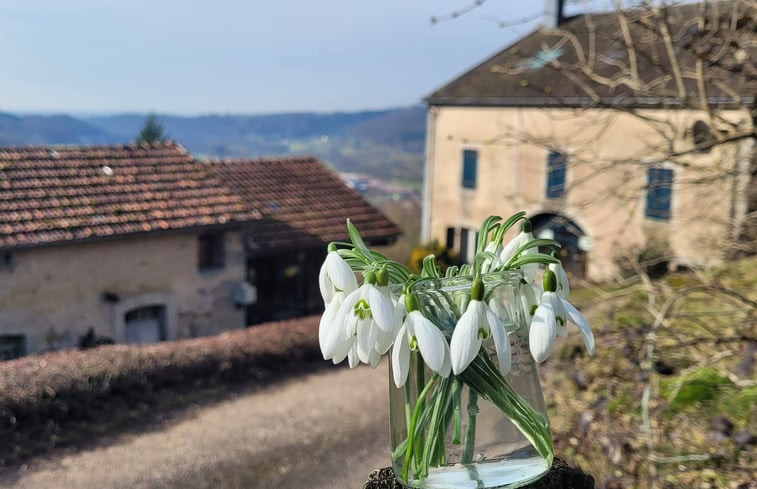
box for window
[646,167,673,220]
[125,305,166,344]
[445,227,456,250]
[198,232,225,270]
[0,334,26,360]
[460,228,470,263]
[546,150,566,198]
[692,120,714,153]
[461,149,478,189]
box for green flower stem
[460,354,554,464]
[404,379,412,435]
[401,374,439,481]
[461,390,479,464]
[452,379,462,444]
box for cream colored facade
[423,105,753,281]
[0,230,247,354]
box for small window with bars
[461,149,478,189]
[546,150,566,198]
[646,167,673,221]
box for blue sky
[0,1,602,115]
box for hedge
[0,316,323,464]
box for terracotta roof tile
[0,142,260,250]
[207,156,402,251]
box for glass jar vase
[389,272,553,489]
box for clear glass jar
[389,272,553,489]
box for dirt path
[0,362,390,489]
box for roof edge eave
[426,95,755,110]
[0,217,260,254]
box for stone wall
[0,230,246,354]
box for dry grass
[540,257,756,489]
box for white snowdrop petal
[562,298,596,356]
[487,310,512,376]
[450,302,483,375]
[529,303,557,363]
[368,286,395,332]
[391,325,410,388]
[318,262,334,304]
[347,345,360,368]
[411,311,447,374]
[326,252,357,292]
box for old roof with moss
[428,1,756,108]
[0,141,261,250]
[207,156,402,252]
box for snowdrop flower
[326,270,396,368]
[549,255,570,299]
[318,244,358,304]
[529,270,595,363]
[500,220,538,283]
[392,295,451,387]
[450,279,512,376]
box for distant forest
[0,106,426,185]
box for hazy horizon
[0,0,610,115]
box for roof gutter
[426,95,755,110]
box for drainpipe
[421,106,438,243]
[543,0,566,29]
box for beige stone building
[422,1,755,281]
[0,143,399,358]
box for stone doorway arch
[530,213,588,279]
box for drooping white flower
[529,270,595,363]
[450,279,512,376]
[500,220,537,283]
[391,305,451,388]
[319,246,358,304]
[325,270,397,368]
[549,260,570,299]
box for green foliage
[408,241,458,275]
[661,367,733,413]
[135,114,166,144]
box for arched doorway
[530,213,588,279]
[124,305,166,344]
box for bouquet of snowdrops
[318,212,595,484]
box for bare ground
[0,362,389,489]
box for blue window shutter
[546,151,566,198]
[646,167,673,220]
[462,150,477,189]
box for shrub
[0,316,321,465]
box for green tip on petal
[327,242,337,253]
[543,269,557,292]
[521,219,532,233]
[405,294,418,312]
[471,277,484,301]
[364,270,377,285]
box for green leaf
[347,219,372,258]
[507,253,561,269]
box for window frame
[645,166,674,221]
[461,149,478,189]
[198,231,226,271]
[545,150,567,199]
[0,334,26,360]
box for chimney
[543,0,566,29]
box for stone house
[207,156,401,325]
[422,1,755,281]
[0,142,399,358]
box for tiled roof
[428,1,756,108]
[207,156,402,251]
[0,142,260,250]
